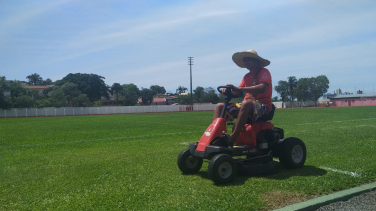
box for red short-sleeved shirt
[239,68,272,110]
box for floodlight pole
[188,57,194,111]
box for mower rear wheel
[178,149,203,174]
[279,137,306,169]
[208,154,237,184]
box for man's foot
[228,135,235,145]
[221,132,234,147]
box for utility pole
[188,57,194,111]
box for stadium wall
[0,104,217,118]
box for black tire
[178,149,203,174]
[208,154,237,184]
[279,137,306,169]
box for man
[213,49,272,143]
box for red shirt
[239,68,272,110]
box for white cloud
[1,0,375,95]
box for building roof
[331,93,376,99]
[138,97,166,103]
[25,85,53,89]
[151,98,166,103]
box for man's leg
[230,100,253,142]
[213,103,224,120]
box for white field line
[320,166,362,178]
[295,118,376,126]
[0,131,204,148]
[181,142,194,145]
[284,124,376,135]
[272,159,362,178]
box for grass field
[1,106,376,210]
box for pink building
[330,94,376,107]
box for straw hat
[232,49,270,68]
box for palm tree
[111,83,123,105]
[26,73,43,85]
[176,86,188,94]
[274,80,289,108]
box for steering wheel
[217,85,244,99]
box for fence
[0,104,217,118]
[283,101,321,108]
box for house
[138,94,179,105]
[329,93,376,107]
[150,97,167,105]
[2,80,30,97]
[24,85,53,95]
[4,80,29,86]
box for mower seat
[255,104,275,122]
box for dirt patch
[261,190,307,210]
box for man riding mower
[177,50,306,184]
[178,85,306,184]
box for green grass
[1,107,376,210]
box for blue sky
[1,0,376,97]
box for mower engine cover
[196,118,227,152]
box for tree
[49,88,67,107]
[0,80,38,108]
[9,82,27,98]
[176,86,188,94]
[43,78,53,85]
[71,94,91,107]
[272,96,280,102]
[26,73,43,85]
[11,95,36,108]
[274,80,289,105]
[193,86,205,103]
[140,88,153,105]
[176,94,191,105]
[150,85,166,95]
[0,76,10,109]
[42,86,54,97]
[55,73,109,102]
[121,83,140,106]
[42,82,91,107]
[295,78,311,102]
[61,82,82,106]
[287,76,298,101]
[201,87,220,104]
[309,75,329,102]
[26,89,39,99]
[111,83,123,104]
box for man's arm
[238,82,268,95]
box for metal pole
[188,57,194,111]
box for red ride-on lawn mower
[178,85,307,184]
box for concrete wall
[0,104,217,118]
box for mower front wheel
[208,154,237,184]
[279,137,306,169]
[178,149,203,174]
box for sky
[1,0,376,97]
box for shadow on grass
[196,171,249,186]
[195,162,327,186]
[265,162,327,180]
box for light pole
[188,57,194,111]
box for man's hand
[220,84,241,96]
[220,84,234,94]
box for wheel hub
[185,156,198,168]
[218,162,232,178]
[291,145,303,163]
